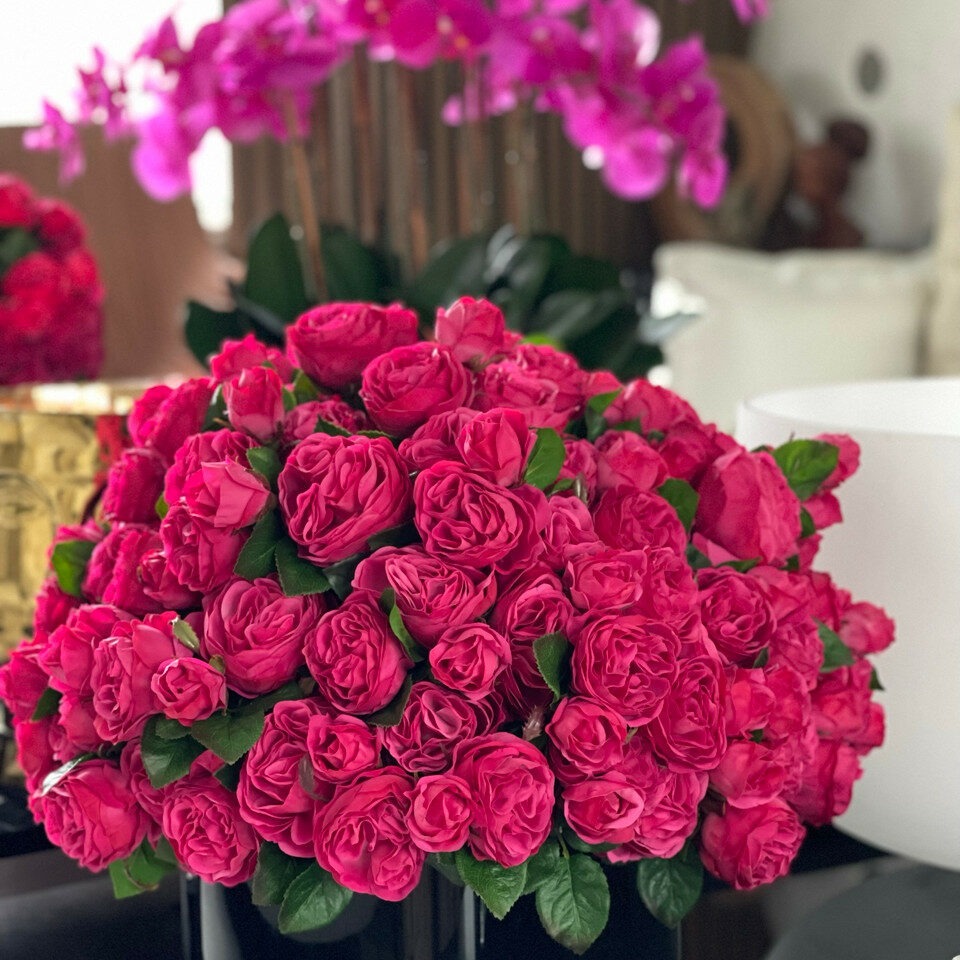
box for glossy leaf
[252,842,312,907]
[141,716,204,788]
[275,537,330,596]
[50,538,96,599]
[535,852,610,954]
[533,633,570,702]
[244,213,310,325]
[455,848,527,921]
[190,709,265,765]
[773,439,839,501]
[234,510,283,581]
[637,843,704,929]
[278,862,353,934]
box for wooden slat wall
[230,1,750,271]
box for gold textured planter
[0,381,154,657]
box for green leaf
[533,633,571,701]
[752,647,770,669]
[190,708,265,765]
[321,224,393,302]
[244,213,310,325]
[366,522,419,553]
[172,617,201,653]
[455,848,527,921]
[202,386,228,431]
[278,862,353,935]
[407,233,490,317]
[50,538,96,599]
[154,717,191,740]
[155,494,169,520]
[772,439,839,501]
[237,680,307,716]
[0,226,40,276]
[535,852,610,954]
[141,716,205,788]
[109,839,178,899]
[31,687,62,721]
[870,666,885,691]
[184,301,249,369]
[428,852,465,887]
[38,753,95,797]
[275,537,331,596]
[657,478,699,534]
[818,622,856,672]
[523,840,562,894]
[323,554,363,601]
[292,370,319,405]
[379,588,425,663]
[215,762,242,791]
[523,428,566,490]
[252,842,313,907]
[234,510,283,580]
[561,828,617,856]
[366,674,413,728]
[313,418,351,437]
[584,390,622,442]
[800,507,816,538]
[637,843,704,929]
[246,446,281,488]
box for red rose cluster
[0,173,103,384]
[0,298,893,946]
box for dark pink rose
[571,613,679,726]
[397,408,477,472]
[130,377,215,463]
[645,656,726,772]
[90,611,181,743]
[40,759,149,871]
[593,487,688,555]
[408,773,474,853]
[223,364,286,442]
[632,547,699,628]
[102,448,166,523]
[583,369,622,398]
[304,593,411,714]
[455,407,534,485]
[361,342,474,435]
[594,430,668,493]
[41,603,131,696]
[810,660,875,742]
[120,740,166,828]
[352,545,496,646]
[767,612,823,691]
[306,713,382,784]
[839,601,895,655]
[477,343,584,430]
[160,504,247,593]
[805,571,849,631]
[557,438,599,501]
[237,698,328,857]
[700,799,806,890]
[695,448,802,566]
[605,379,699,434]
[287,302,419,390]
[653,421,738,486]
[697,568,776,665]
[804,491,842,530]
[724,667,777,738]
[280,397,371,447]
[164,772,259,885]
[434,296,518,366]
[314,768,425,900]
[563,548,648,612]
[546,696,627,776]
[279,433,412,566]
[787,740,863,825]
[140,546,203,610]
[202,576,323,697]
[452,733,555,867]
[761,665,814,749]
[414,461,544,571]
[151,657,227,724]
[0,639,51,723]
[428,622,511,700]
[210,332,294,382]
[383,682,481,772]
[710,740,792,808]
[14,717,59,795]
[183,459,270,530]
[57,691,101,753]
[84,525,165,615]
[542,495,599,569]
[32,577,80,646]
[164,429,256,504]
[563,775,644,845]
[816,433,860,489]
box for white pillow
[653,242,934,428]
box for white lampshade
[735,378,960,872]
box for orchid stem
[397,68,430,275]
[351,56,378,245]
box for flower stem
[397,68,430,274]
[351,57,378,245]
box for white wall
[751,0,960,249]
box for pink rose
[810,660,875,742]
[287,302,419,390]
[202,576,323,697]
[120,740,166,828]
[151,657,227,724]
[697,568,776,665]
[767,613,823,690]
[557,438,599,502]
[160,504,247,593]
[164,772,260,885]
[129,377,215,463]
[455,407,534,485]
[210,332,294,382]
[695,448,802,566]
[0,640,49,723]
[699,799,806,890]
[279,433,412,566]
[14,717,59,795]
[90,611,181,743]
[306,713,382,784]
[397,408,477,472]
[102,448,166,523]
[709,740,792,808]
[839,601,895,655]
[816,432,860,489]
[360,342,474,435]
[724,667,777,739]
[164,429,256,504]
[542,495,599,569]
[237,698,328,857]
[352,545,496,646]
[182,459,270,529]
[632,547,700,628]
[434,296,518,366]
[314,768,425,900]
[428,622,512,700]
[546,696,628,777]
[40,759,149,871]
[414,461,544,570]
[605,379,699,434]
[140,547,203,610]
[787,740,862,825]
[304,593,411,714]
[563,548,649,612]
[408,773,474,853]
[383,682,482,772]
[84,525,165,615]
[41,604,130,698]
[594,430,668,493]
[223,364,286,442]
[452,733,555,867]
[593,487,688,555]
[32,576,80,645]
[653,421,738,485]
[571,613,680,726]
[563,775,645,845]
[280,397,371,447]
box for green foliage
[109,839,179,899]
[637,843,704,929]
[523,428,566,490]
[246,446,282,488]
[252,842,312,907]
[818,622,856,672]
[0,227,40,277]
[141,716,205,788]
[172,617,201,653]
[379,588,426,663]
[533,633,571,701]
[365,675,413,728]
[773,439,840,501]
[190,708,265,765]
[31,687,61,721]
[234,510,283,580]
[50,539,96,599]
[275,537,331,596]
[278,862,354,935]
[535,852,610,954]
[657,478,699,533]
[455,848,528,920]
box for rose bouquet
[0,173,104,385]
[0,297,891,954]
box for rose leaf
[455,848,528,921]
[535,852,610,954]
[278,862,353,935]
[636,842,703,929]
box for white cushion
[653,242,934,428]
